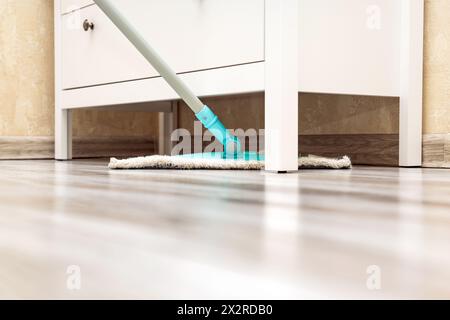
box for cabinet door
[298,0,402,96]
[61,0,265,89]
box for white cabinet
[55,0,424,170]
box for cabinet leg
[159,102,178,155]
[55,109,73,160]
[399,0,424,167]
[264,0,299,172]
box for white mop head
[109,155,351,170]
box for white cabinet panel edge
[61,0,94,14]
[55,0,73,160]
[399,0,424,166]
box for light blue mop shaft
[93,0,240,152]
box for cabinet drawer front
[61,0,265,90]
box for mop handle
[93,0,242,153]
[94,0,204,114]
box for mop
[94,0,351,170]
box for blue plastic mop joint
[195,105,242,154]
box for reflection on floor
[0,159,449,299]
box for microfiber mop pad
[109,155,352,170]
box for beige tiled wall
[0,0,54,137]
[423,0,450,134]
[0,0,158,139]
[0,0,448,145]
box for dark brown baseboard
[0,136,156,160]
[191,133,400,166]
[2,134,448,168]
[299,134,399,166]
[0,137,55,160]
[73,137,156,158]
[300,133,450,168]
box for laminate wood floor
[0,159,449,299]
